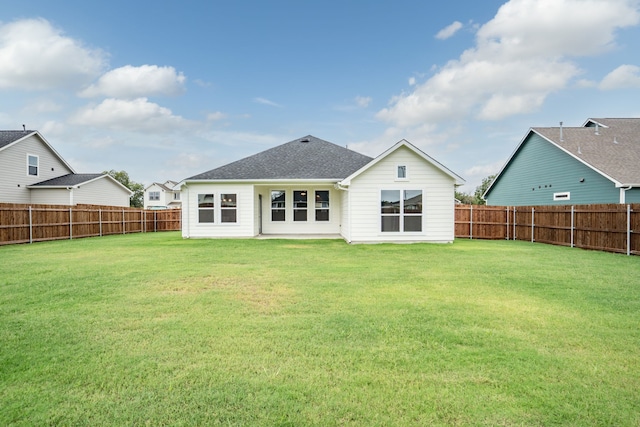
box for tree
[455,174,497,205]
[103,170,144,208]
[473,174,496,205]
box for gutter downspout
[67,187,74,205]
[620,186,633,204]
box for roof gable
[0,130,76,173]
[340,139,465,186]
[186,135,373,181]
[28,173,133,195]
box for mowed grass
[1,233,640,426]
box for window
[553,192,570,201]
[220,194,237,223]
[173,192,180,200]
[381,190,422,232]
[149,191,160,201]
[381,190,401,232]
[403,190,422,232]
[198,194,214,223]
[271,190,285,221]
[397,165,407,179]
[315,190,329,221]
[294,191,308,221]
[27,154,39,176]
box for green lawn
[1,233,639,426]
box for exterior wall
[182,182,255,238]
[29,178,130,206]
[347,146,456,243]
[486,133,621,206]
[30,188,72,205]
[0,134,73,204]
[623,188,640,203]
[254,185,342,235]
[73,178,131,207]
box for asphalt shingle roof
[0,130,36,150]
[533,118,640,185]
[187,135,374,180]
[29,173,104,187]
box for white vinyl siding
[0,134,73,204]
[29,177,131,207]
[183,183,255,238]
[347,145,455,243]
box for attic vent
[300,138,310,143]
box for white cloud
[377,0,640,127]
[70,98,188,132]
[599,64,640,89]
[253,97,281,107]
[408,76,416,86]
[0,18,106,90]
[80,65,186,98]
[206,111,227,121]
[436,21,463,40]
[355,96,372,108]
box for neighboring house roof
[186,135,373,181]
[28,173,132,194]
[340,139,465,186]
[533,118,640,186]
[145,182,177,192]
[0,130,76,173]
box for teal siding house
[484,118,640,206]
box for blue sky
[2,0,639,193]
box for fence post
[141,209,144,233]
[122,209,126,234]
[513,207,516,240]
[29,206,33,244]
[469,205,473,240]
[531,207,535,243]
[628,204,632,256]
[154,211,157,232]
[69,207,73,240]
[571,205,575,248]
[506,207,509,240]
[99,209,103,236]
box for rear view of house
[176,135,464,243]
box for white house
[177,136,464,243]
[144,180,181,210]
[0,129,132,207]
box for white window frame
[396,165,408,180]
[27,154,39,177]
[380,189,423,233]
[314,190,330,222]
[293,190,308,222]
[553,192,570,201]
[149,191,160,201]
[271,190,286,222]
[197,193,215,223]
[220,193,237,223]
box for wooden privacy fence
[455,203,640,256]
[0,203,181,245]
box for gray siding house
[484,118,640,206]
[0,130,132,207]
